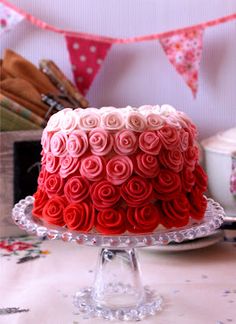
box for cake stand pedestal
[12,197,224,321]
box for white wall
[1,0,236,139]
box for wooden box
[0,130,42,237]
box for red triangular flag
[65,35,112,95]
[159,28,204,97]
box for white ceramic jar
[201,128,236,217]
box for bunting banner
[65,36,112,95]
[0,2,24,35]
[0,0,236,97]
[159,28,204,97]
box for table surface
[0,235,236,324]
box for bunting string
[1,0,235,96]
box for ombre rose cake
[32,105,208,234]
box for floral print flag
[159,28,204,97]
[0,3,24,35]
[65,35,112,95]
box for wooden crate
[0,130,42,237]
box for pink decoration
[0,2,24,35]
[80,155,105,181]
[65,35,112,95]
[106,156,133,185]
[159,28,204,97]
[89,128,113,156]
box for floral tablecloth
[0,234,236,324]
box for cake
[32,105,208,234]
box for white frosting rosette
[77,108,101,131]
[126,111,147,132]
[46,110,66,132]
[60,109,78,133]
[101,109,124,131]
[160,104,176,116]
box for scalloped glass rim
[12,196,225,248]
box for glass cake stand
[12,196,225,321]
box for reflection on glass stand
[12,196,224,321]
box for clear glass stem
[92,248,145,308]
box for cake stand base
[12,196,225,322]
[74,248,163,321]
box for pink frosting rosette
[106,156,133,185]
[178,129,189,152]
[114,129,138,155]
[157,125,180,150]
[41,129,51,153]
[60,155,80,178]
[78,109,101,131]
[45,152,60,173]
[50,131,68,157]
[159,149,184,173]
[60,109,78,133]
[126,111,146,132]
[101,110,124,131]
[139,131,162,155]
[80,155,105,181]
[67,130,88,157]
[89,128,113,156]
[133,152,160,178]
[146,113,164,130]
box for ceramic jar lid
[201,128,236,155]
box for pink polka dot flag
[160,28,204,97]
[65,35,112,95]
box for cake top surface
[44,104,194,134]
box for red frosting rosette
[157,125,180,150]
[193,164,208,192]
[181,167,196,192]
[114,129,138,155]
[160,194,190,228]
[42,195,67,226]
[64,176,90,203]
[132,152,160,178]
[89,128,113,156]
[44,173,64,198]
[106,156,133,185]
[188,186,207,220]
[37,165,49,189]
[121,176,153,207]
[95,208,126,234]
[183,145,198,169]
[32,188,49,218]
[139,131,162,155]
[152,169,182,201]
[80,155,105,181]
[60,155,80,178]
[90,180,121,210]
[159,149,184,173]
[127,203,161,233]
[63,202,95,232]
[45,152,60,173]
